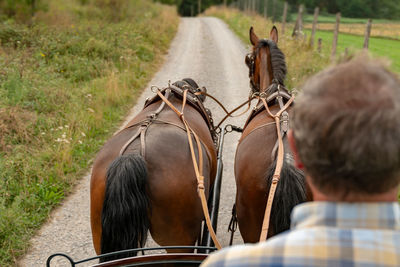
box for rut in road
[19,17,251,267]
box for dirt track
[19,17,251,266]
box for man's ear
[288,130,304,169]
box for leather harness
[119,83,216,157]
[119,82,222,249]
[246,48,296,241]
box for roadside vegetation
[205,6,400,87]
[0,0,179,265]
[204,6,331,89]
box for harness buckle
[280,111,289,132]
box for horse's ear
[249,26,259,46]
[270,26,278,44]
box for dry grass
[0,107,37,152]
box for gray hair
[292,56,400,195]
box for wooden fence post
[318,38,322,53]
[331,12,341,61]
[310,7,319,47]
[272,0,276,23]
[256,0,259,14]
[264,0,268,18]
[198,0,201,15]
[363,19,372,49]
[281,2,287,35]
[292,4,303,39]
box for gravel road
[19,17,251,267]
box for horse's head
[173,78,207,102]
[246,26,287,96]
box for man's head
[289,56,400,200]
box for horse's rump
[90,80,217,260]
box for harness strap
[156,89,222,250]
[119,90,170,156]
[195,91,255,129]
[258,94,294,242]
[119,125,146,156]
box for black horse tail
[100,154,150,262]
[266,155,306,236]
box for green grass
[205,6,331,89]
[303,29,400,72]
[0,0,179,265]
[302,13,399,24]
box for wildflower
[40,53,46,57]
[62,133,66,139]
[87,108,95,113]
[41,132,45,135]
[58,126,63,130]
[81,132,86,137]
[78,140,83,144]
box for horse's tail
[266,155,306,235]
[100,154,150,262]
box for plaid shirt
[201,202,400,267]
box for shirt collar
[291,201,400,230]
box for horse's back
[90,99,216,253]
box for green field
[302,13,399,24]
[0,0,179,265]
[304,29,400,72]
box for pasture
[303,29,400,72]
[0,0,178,265]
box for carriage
[46,26,307,267]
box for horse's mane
[257,39,287,90]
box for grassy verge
[0,0,179,265]
[204,6,331,89]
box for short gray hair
[292,56,400,195]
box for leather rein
[257,84,294,242]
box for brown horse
[90,79,217,262]
[234,27,307,243]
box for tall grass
[0,0,179,265]
[204,6,331,90]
